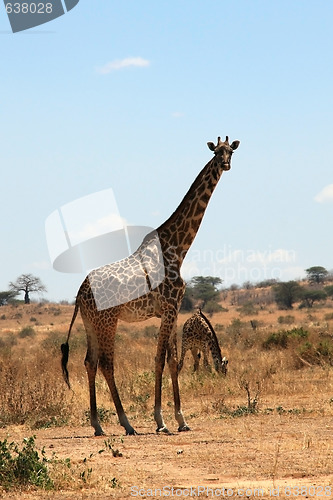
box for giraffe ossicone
[61,135,239,436]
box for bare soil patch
[1,397,333,499]
[1,299,333,498]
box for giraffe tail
[61,342,70,389]
[61,296,80,389]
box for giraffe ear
[230,140,240,150]
[207,142,216,152]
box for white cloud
[171,112,184,118]
[96,57,150,74]
[314,184,333,203]
[71,214,127,242]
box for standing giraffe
[61,135,240,435]
[178,309,228,374]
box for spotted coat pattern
[61,136,239,435]
[178,309,228,375]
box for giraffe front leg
[154,334,169,433]
[168,333,190,433]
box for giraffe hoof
[94,430,106,437]
[126,428,137,436]
[178,424,191,432]
[156,426,171,434]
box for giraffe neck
[199,310,223,367]
[156,157,224,268]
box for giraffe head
[207,136,240,171]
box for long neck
[156,156,223,267]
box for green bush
[0,436,54,491]
[316,340,333,363]
[262,327,308,350]
[287,327,308,339]
[262,331,289,349]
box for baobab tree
[9,274,47,304]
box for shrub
[0,436,54,491]
[18,326,36,339]
[226,318,245,337]
[316,340,333,364]
[203,300,224,314]
[0,332,17,350]
[142,325,159,338]
[262,331,289,349]
[262,327,308,350]
[237,301,258,316]
[287,327,308,339]
[278,315,295,325]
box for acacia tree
[9,274,47,304]
[0,290,17,306]
[181,276,223,312]
[305,266,329,285]
[324,285,333,299]
[273,281,302,309]
[300,289,327,308]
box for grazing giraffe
[178,309,228,374]
[61,135,239,435]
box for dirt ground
[1,302,333,498]
[1,400,333,499]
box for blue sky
[1,0,333,303]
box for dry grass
[1,299,333,427]
[1,295,333,496]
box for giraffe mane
[198,308,220,348]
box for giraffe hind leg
[191,347,200,372]
[83,321,105,436]
[177,344,187,373]
[99,350,136,436]
[84,349,105,436]
[202,347,212,371]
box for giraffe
[61,135,240,436]
[178,309,228,374]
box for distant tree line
[181,276,224,314]
[273,266,333,310]
[181,266,333,313]
[1,266,333,310]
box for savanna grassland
[1,288,333,499]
